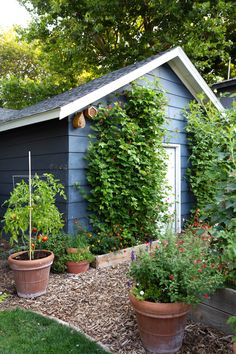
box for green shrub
[129,230,225,304]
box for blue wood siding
[0,119,68,229]
[67,63,194,231]
[144,64,194,222]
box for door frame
[163,143,181,233]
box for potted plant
[65,232,94,273]
[65,250,95,274]
[2,172,66,298]
[128,230,226,354]
[66,224,91,254]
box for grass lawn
[0,308,109,354]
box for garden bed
[0,259,233,354]
[191,287,236,334]
[92,240,159,269]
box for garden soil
[0,260,233,354]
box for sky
[0,0,31,29]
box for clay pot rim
[66,260,89,266]
[129,292,191,315]
[8,250,54,269]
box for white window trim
[163,143,181,233]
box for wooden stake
[29,151,32,260]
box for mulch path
[0,259,233,354]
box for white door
[164,145,181,232]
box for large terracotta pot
[129,293,191,354]
[66,260,89,274]
[233,342,236,354]
[8,250,54,298]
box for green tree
[19,0,235,83]
[0,29,93,108]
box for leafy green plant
[68,220,93,248]
[129,230,225,304]
[78,81,169,253]
[88,224,137,255]
[2,173,66,250]
[205,121,236,230]
[65,250,95,263]
[0,293,8,303]
[207,228,236,285]
[186,101,236,221]
[41,232,68,273]
[185,98,226,214]
[227,316,236,341]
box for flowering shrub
[186,209,211,236]
[129,230,225,304]
[209,228,236,284]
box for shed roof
[212,78,236,90]
[0,46,224,132]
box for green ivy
[185,99,236,223]
[205,107,236,230]
[80,82,169,253]
[185,98,228,214]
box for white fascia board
[59,46,224,119]
[59,47,182,119]
[168,47,225,112]
[0,109,60,133]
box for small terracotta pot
[129,293,191,354]
[8,250,54,298]
[66,247,78,254]
[66,260,89,274]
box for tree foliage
[0,29,93,108]
[18,0,235,83]
[0,1,235,108]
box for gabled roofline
[59,46,224,119]
[0,46,224,133]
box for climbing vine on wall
[185,97,234,217]
[83,82,169,253]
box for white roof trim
[0,109,60,133]
[168,47,224,112]
[59,46,224,119]
[59,47,182,119]
[0,46,224,132]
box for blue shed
[212,78,236,109]
[0,47,224,234]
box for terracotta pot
[8,250,54,299]
[66,260,89,274]
[233,342,236,354]
[129,293,191,354]
[66,247,78,254]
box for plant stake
[29,151,32,260]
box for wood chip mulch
[0,260,233,354]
